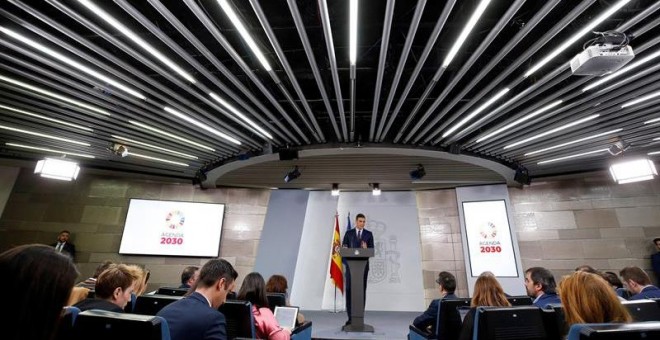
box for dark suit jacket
[412,293,458,334]
[52,242,76,261]
[533,292,561,308]
[157,292,227,340]
[630,285,660,300]
[652,252,660,283]
[342,228,374,249]
[74,298,124,313]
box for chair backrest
[507,296,533,306]
[218,300,256,339]
[474,306,547,340]
[567,321,660,340]
[156,287,189,296]
[55,306,81,340]
[436,298,471,340]
[267,293,287,312]
[132,295,182,316]
[73,309,169,340]
[622,299,660,322]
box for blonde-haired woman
[458,273,511,340]
[558,271,631,328]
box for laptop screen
[274,306,298,330]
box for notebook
[274,306,299,330]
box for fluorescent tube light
[34,158,81,181]
[349,0,358,65]
[537,148,608,165]
[504,114,599,150]
[7,143,95,158]
[648,151,660,156]
[443,0,491,67]
[218,0,271,71]
[111,135,198,160]
[476,100,562,143]
[127,152,189,167]
[0,26,146,99]
[128,120,215,152]
[524,0,631,77]
[163,106,241,145]
[621,90,660,108]
[0,74,110,116]
[644,117,660,125]
[583,48,660,92]
[525,128,622,156]
[0,104,92,131]
[209,92,272,139]
[78,0,195,83]
[609,158,657,184]
[443,87,509,138]
[0,124,90,146]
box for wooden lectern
[340,247,375,332]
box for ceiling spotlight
[609,158,657,184]
[34,158,80,181]
[112,143,129,157]
[284,166,301,183]
[331,183,340,196]
[608,140,630,156]
[410,164,426,180]
[372,183,381,196]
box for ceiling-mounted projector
[570,44,634,76]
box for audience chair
[266,293,287,312]
[132,294,182,316]
[473,306,547,340]
[541,304,567,340]
[218,300,256,339]
[408,297,471,340]
[291,320,313,340]
[124,292,138,313]
[507,295,533,306]
[621,299,660,322]
[55,306,81,340]
[72,309,170,340]
[156,287,189,296]
[567,321,660,340]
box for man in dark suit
[74,264,137,312]
[342,213,374,326]
[524,267,561,308]
[179,265,200,289]
[52,230,76,261]
[413,271,458,334]
[620,266,660,300]
[157,259,238,340]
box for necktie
[357,230,361,240]
[57,243,63,252]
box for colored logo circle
[165,210,185,230]
[479,221,497,239]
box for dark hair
[575,265,598,274]
[197,259,238,289]
[266,274,288,294]
[525,267,557,294]
[654,237,660,244]
[436,271,456,293]
[620,266,651,286]
[95,264,138,299]
[237,272,269,308]
[1,244,78,340]
[601,271,623,289]
[93,260,114,278]
[59,230,71,235]
[356,213,366,220]
[181,266,199,285]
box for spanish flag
[329,213,344,294]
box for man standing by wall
[652,238,660,284]
[342,213,374,326]
[52,230,75,261]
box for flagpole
[334,285,337,313]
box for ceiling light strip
[442,88,509,138]
[6,142,95,158]
[583,48,660,92]
[443,0,491,67]
[0,104,92,131]
[163,106,241,145]
[644,117,660,125]
[649,151,660,156]
[504,114,600,150]
[77,0,195,83]
[524,0,632,77]
[218,0,271,71]
[127,152,189,167]
[349,0,358,65]
[209,93,272,139]
[111,135,198,160]
[0,124,90,146]
[0,26,146,99]
[621,90,660,108]
[524,128,622,156]
[476,100,563,143]
[0,74,110,116]
[128,120,215,152]
[537,149,609,164]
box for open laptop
[274,306,299,331]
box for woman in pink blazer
[238,272,291,340]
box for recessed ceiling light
[163,106,241,145]
[0,104,92,131]
[443,0,491,68]
[0,124,90,146]
[218,0,271,71]
[476,100,562,143]
[127,151,189,167]
[443,88,509,138]
[537,149,609,164]
[349,0,358,65]
[128,120,215,152]
[524,128,622,156]
[504,114,599,150]
[209,93,272,139]
[6,142,95,158]
[621,90,660,108]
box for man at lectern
[342,213,374,326]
